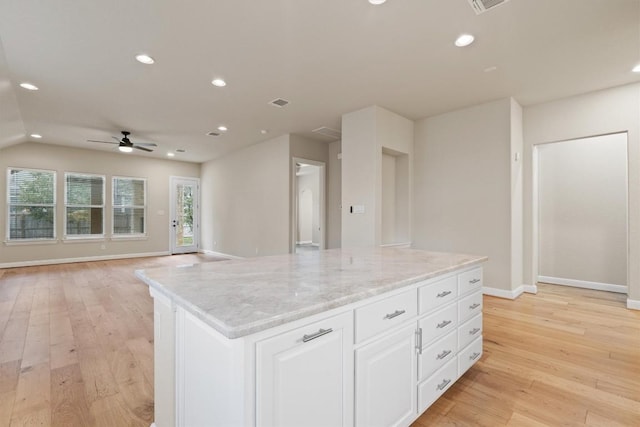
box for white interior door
[170,176,199,254]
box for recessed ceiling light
[119,146,133,153]
[135,54,155,65]
[260,129,269,135]
[633,64,640,73]
[484,66,498,73]
[30,134,42,139]
[217,125,228,132]
[211,78,227,87]
[167,152,175,157]
[20,82,39,91]
[455,34,475,47]
[369,0,386,4]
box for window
[113,176,146,236]
[65,173,105,238]
[7,168,56,240]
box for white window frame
[64,172,106,240]
[112,176,147,238]
[6,167,57,242]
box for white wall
[342,106,378,247]
[523,83,640,302]
[200,135,290,257]
[381,153,396,244]
[341,106,413,248]
[413,98,515,291]
[537,133,627,287]
[0,142,200,265]
[327,140,342,249]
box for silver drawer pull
[302,328,333,342]
[469,278,480,284]
[470,352,481,361]
[436,379,451,391]
[437,320,452,329]
[469,327,481,335]
[437,291,452,298]
[384,309,406,320]
[469,303,481,310]
[436,350,451,360]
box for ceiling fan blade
[112,136,122,142]
[88,140,118,144]
[133,145,153,152]
[133,142,158,147]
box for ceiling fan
[88,131,157,152]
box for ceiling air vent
[467,0,511,14]
[269,98,290,108]
[207,131,221,137]
[312,126,342,139]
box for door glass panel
[175,183,194,248]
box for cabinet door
[256,311,353,427]
[355,324,417,427]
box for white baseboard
[482,285,524,300]
[627,299,640,310]
[0,251,170,269]
[200,249,243,260]
[523,284,538,294]
[538,276,627,294]
[296,240,312,245]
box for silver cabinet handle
[470,352,481,361]
[436,379,451,391]
[436,350,451,360]
[437,320,452,329]
[384,309,406,320]
[469,327,481,335]
[302,328,333,342]
[415,328,423,354]
[437,291,452,298]
[469,278,480,284]
[469,303,481,310]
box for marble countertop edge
[135,253,487,339]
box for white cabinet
[355,323,417,427]
[256,312,353,427]
[148,263,484,427]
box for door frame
[291,157,326,253]
[169,176,200,254]
[532,132,629,294]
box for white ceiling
[1,0,639,163]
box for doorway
[292,159,325,254]
[534,132,628,293]
[170,176,199,254]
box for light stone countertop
[135,247,487,339]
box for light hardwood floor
[1,257,639,426]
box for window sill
[4,239,59,246]
[62,236,106,244]
[110,234,148,241]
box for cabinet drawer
[458,267,482,295]
[458,313,482,350]
[458,290,482,323]
[418,330,457,381]
[417,358,457,413]
[458,336,482,377]
[418,303,457,346]
[355,289,417,343]
[418,275,457,314]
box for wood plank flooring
[0,254,225,427]
[1,257,639,426]
[413,283,640,426]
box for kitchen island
[135,247,487,427]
